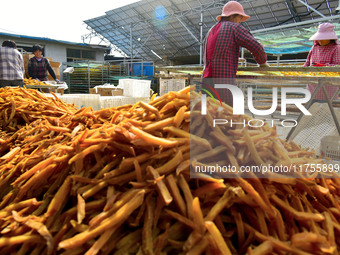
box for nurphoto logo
[201,84,312,116]
[200,84,312,128]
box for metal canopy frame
[83,0,340,65]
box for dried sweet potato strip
[244,223,310,255]
[237,178,275,218]
[82,181,108,200]
[173,105,187,128]
[324,212,336,251]
[89,190,139,228]
[0,198,41,217]
[142,194,154,255]
[12,155,56,186]
[85,229,113,255]
[205,221,232,255]
[165,209,195,229]
[0,234,43,248]
[231,207,245,247]
[153,150,183,176]
[0,147,20,162]
[193,182,226,198]
[12,211,53,254]
[165,174,186,216]
[242,128,266,166]
[59,190,145,250]
[62,199,106,218]
[139,101,161,119]
[210,130,236,154]
[205,187,234,221]
[178,174,194,220]
[68,143,106,165]
[147,166,173,205]
[77,194,85,224]
[192,197,205,234]
[45,176,72,217]
[129,125,178,147]
[17,164,57,199]
[186,235,209,255]
[271,195,324,222]
[134,159,143,183]
[251,240,273,255]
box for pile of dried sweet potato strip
[0,86,339,255]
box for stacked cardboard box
[89,87,124,97]
[48,61,61,80]
[23,54,34,79]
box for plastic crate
[100,96,149,109]
[58,94,101,110]
[159,78,186,96]
[119,79,151,98]
[59,95,82,108]
[321,136,340,160]
[77,94,101,111]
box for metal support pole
[141,60,144,78]
[88,61,90,91]
[276,55,281,67]
[130,24,133,75]
[296,0,326,18]
[67,74,70,94]
[101,62,104,84]
[134,34,152,57]
[252,14,340,34]
[241,48,245,67]
[177,17,199,42]
[331,88,340,101]
[199,10,203,66]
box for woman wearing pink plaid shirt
[304,23,340,101]
[202,1,267,106]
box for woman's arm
[303,47,314,67]
[18,54,25,78]
[235,25,267,65]
[330,45,340,66]
[46,60,57,80]
[27,59,35,78]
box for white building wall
[95,50,105,62]
[44,43,67,64]
[0,35,107,80]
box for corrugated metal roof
[84,0,340,64]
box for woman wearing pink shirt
[304,23,340,101]
[202,1,267,106]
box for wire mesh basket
[289,102,340,155]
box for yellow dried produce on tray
[0,87,339,254]
[280,71,340,77]
[24,77,49,86]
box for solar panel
[84,0,340,64]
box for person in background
[0,40,25,87]
[202,1,268,105]
[28,45,60,82]
[304,22,340,101]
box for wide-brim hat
[309,23,339,41]
[216,1,250,22]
